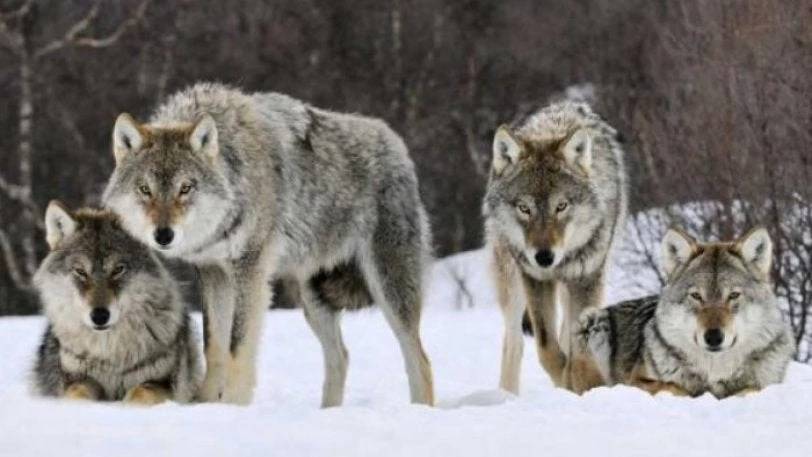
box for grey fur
[31,206,201,403]
[484,101,627,393]
[103,83,434,406]
[577,231,795,398]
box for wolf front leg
[561,273,604,391]
[492,243,525,394]
[523,276,567,387]
[198,263,236,403]
[222,249,273,405]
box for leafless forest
[0,0,810,356]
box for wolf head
[656,227,780,354]
[102,113,233,255]
[34,202,175,333]
[483,105,604,272]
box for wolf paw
[63,382,98,401]
[123,384,170,406]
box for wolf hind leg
[300,278,349,408]
[360,241,434,406]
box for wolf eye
[179,183,194,196]
[690,292,703,301]
[73,268,89,282]
[111,264,127,279]
[556,202,569,213]
[728,291,741,300]
[516,202,531,215]
[138,185,151,196]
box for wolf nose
[704,328,724,349]
[90,308,110,327]
[154,227,174,246]
[535,249,555,267]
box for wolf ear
[562,128,593,176]
[44,200,77,250]
[113,113,145,165]
[736,227,772,278]
[189,114,219,162]
[661,227,697,279]
[492,125,523,175]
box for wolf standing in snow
[483,102,627,393]
[577,227,795,398]
[32,203,201,404]
[103,83,434,406]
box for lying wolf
[31,202,201,404]
[576,227,795,398]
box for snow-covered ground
[2,250,812,457]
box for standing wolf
[32,203,201,404]
[103,83,434,406]
[483,101,627,393]
[576,227,795,398]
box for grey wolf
[103,83,434,406]
[31,202,201,404]
[483,101,627,393]
[576,227,795,398]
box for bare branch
[34,0,149,60]
[0,228,34,293]
[0,0,36,20]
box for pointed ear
[661,227,697,279]
[736,227,772,278]
[44,200,77,250]
[113,113,145,165]
[189,114,219,162]
[492,125,523,175]
[561,128,593,176]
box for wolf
[576,227,795,398]
[102,83,434,407]
[483,101,627,394]
[31,202,201,404]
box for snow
[2,250,812,456]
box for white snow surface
[2,249,812,456]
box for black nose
[90,308,110,327]
[704,328,724,349]
[535,249,555,267]
[154,227,174,246]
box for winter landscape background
[1,1,811,455]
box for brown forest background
[0,0,810,356]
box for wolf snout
[534,249,555,267]
[154,227,175,247]
[703,328,724,351]
[90,307,111,329]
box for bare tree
[0,0,149,300]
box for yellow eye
[690,292,702,301]
[728,291,741,300]
[111,264,127,278]
[556,202,569,213]
[138,185,151,196]
[179,183,194,196]
[73,268,88,281]
[516,202,531,215]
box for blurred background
[0,0,810,356]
